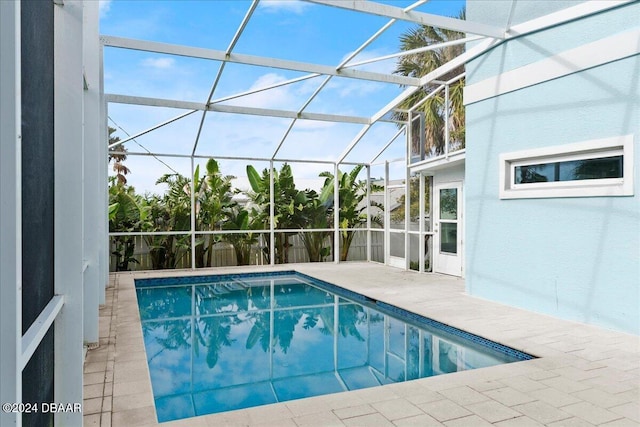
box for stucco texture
[464,2,640,334]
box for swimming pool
[135,271,533,422]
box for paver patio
[83,263,639,426]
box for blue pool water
[135,271,533,422]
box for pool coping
[84,263,640,427]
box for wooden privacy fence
[109,231,384,272]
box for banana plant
[320,165,381,261]
[193,159,236,267]
[108,177,146,271]
[222,206,260,266]
[142,173,191,269]
[246,163,307,264]
[297,189,331,262]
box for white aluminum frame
[100,35,421,87]
[83,0,101,346]
[1,1,91,425]
[54,1,85,424]
[0,2,22,424]
[192,0,259,156]
[100,0,630,275]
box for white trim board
[410,150,465,174]
[304,0,505,39]
[506,0,634,38]
[464,29,640,105]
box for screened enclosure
[103,0,481,274]
[4,2,631,425]
[101,0,613,274]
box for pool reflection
[137,276,522,422]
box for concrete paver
[561,401,625,425]
[465,400,522,423]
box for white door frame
[433,180,463,277]
[384,160,407,269]
[386,183,407,269]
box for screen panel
[21,2,55,425]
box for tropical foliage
[108,177,146,271]
[109,159,378,270]
[320,165,382,261]
[246,163,308,264]
[193,159,236,267]
[142,173,191,270]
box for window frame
[499,135,634,199]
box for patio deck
[83,263,639,427]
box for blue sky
[100,0,465,194]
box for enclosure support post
[0,2,22,424]
[334,162,340,264]
[419,174,425,273]
[270,160,275,266]
[429,177,434,270]
[54,1,85,423]
[384,161,390,265]
[82,0,100,345]
[366,165,371,263]
[99,41,108,301]
[444,84,450,158]
[405,133,411,271]
[190,157,196,269]
[98,89,111,292]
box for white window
[499,135,634,199]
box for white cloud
[336,81,381,98]
[341,48,398,75]
[316,48,400,99]
[99,0,112,18]
[252,73,290,90]
[224,73,303,110]
[141,57,176,70]
[259,0,311,14]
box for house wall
[465,1,640,334]
[432,163,464,187]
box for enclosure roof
[102,0,626,165]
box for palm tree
[108,126,131,184]
[393,8,466,156]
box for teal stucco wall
[465,2,640,334]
